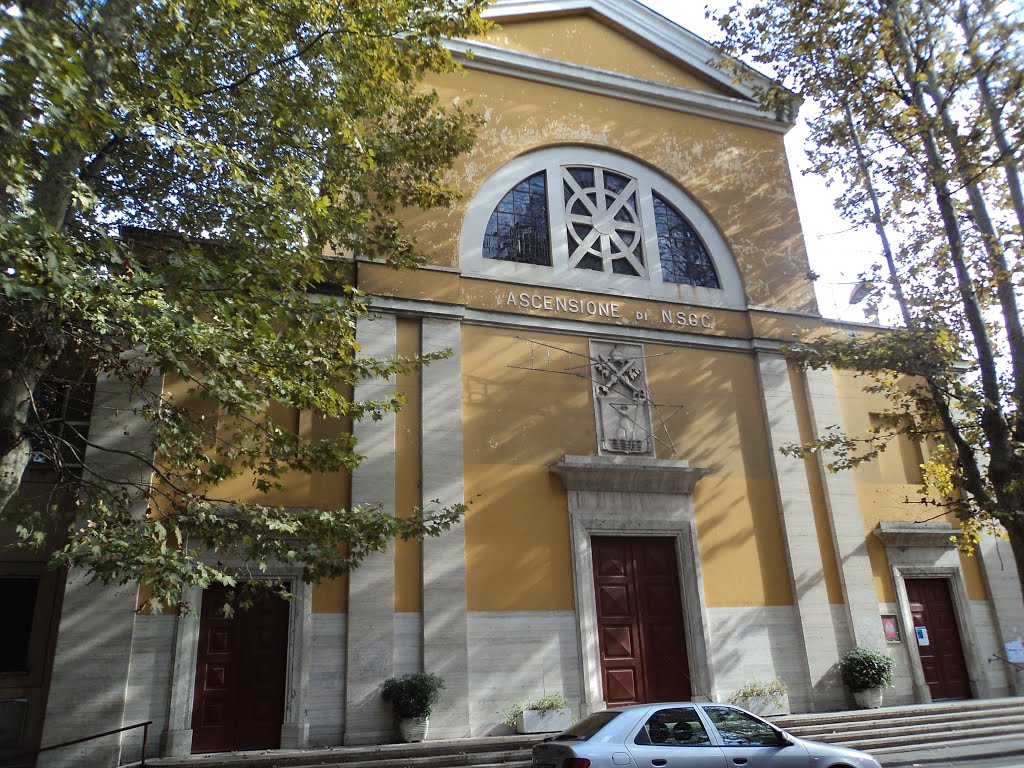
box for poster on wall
[1006,640,1024,664]
[881,614,901,643]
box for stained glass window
[482,172,551,265]
[653,192,720,288]
[563,167,645,277]
[473,155,729,297]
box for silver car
[532,703,881,768]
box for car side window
[704,707,783,747]
[633,707,712,747]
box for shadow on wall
[467,611,581,736]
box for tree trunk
[0,367,41,514]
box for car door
[701,706,810,768]
[626,706,726,768]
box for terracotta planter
[853,688,884,709]
[516,707,573,733]
[399,716,429,742]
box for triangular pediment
[483,13,738,97]
[486,0,776,101]
[448,0,795,132]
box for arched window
[465,147,742,308]
[482,172,550,265]
[652,192,720,288]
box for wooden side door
[191,586,289,753]
[906,578,972,701]
[592,537,691,706]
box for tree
[715,0,1024,592]
[0,0,488,611]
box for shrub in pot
[382,672,445,742]
[728,678,790,716]
[839,646,894,709]
[504,693,572,733]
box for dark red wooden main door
[592,536,691,706]
[906,578,972,701]
[191,586,289,753]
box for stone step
[784,711,1024,741]
[145,699,1024,768]
[148,738,537,768]
[772,697,1024,753]
[773,696,1024,729]
[839,722,1022,752]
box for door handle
[651,760,667,766]
[732,759,748,765]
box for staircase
[147,734,538,768]
[773,696,1024,755]
[147,698,1024,768]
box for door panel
[628,705,725,768]
[906,578,971,701]
[593,537,690,706]
[191,586,289,752]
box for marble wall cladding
[706,604,844,713]
[978,533,1024,695]
[394,613,423,677]
[467,612,581,736]
[877,602,918,707]
[970,599,1016,697]
[121,615,177,758]
[308,614,347,747]
[37,576,139,768]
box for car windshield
[555,711,620,741]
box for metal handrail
[19,720,152,767]
[988,653,1024,674]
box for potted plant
[381,672,445,742]
[728,678,790,716]
[504,693,572,734]
[839,646,894,709]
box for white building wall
[467,611,581,736]
[308,614,347,747]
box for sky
[636,1,879,323]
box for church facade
[7,2,1023,767]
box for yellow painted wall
[462,326,796,610]
[462,325,589,611]
[646,345,794,607]
[401,64,816,315]
[157,373,352,613]
[394,317,424,613]
[832,369,988,603]
[482,16,730,95]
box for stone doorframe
[162,571,313,756]
[873,521,990,703]
[550,454,713,714]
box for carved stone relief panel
[590,341,655,457]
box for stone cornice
[444,39,795,134]
[479,0,783,105]
[550,454,712,494]
[873,521,961,549]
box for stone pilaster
[344,312,398,744]
[804,366,887,651]
[420,318,470,739]
[756,351,844,709]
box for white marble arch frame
[889,564,990,703]
[551,455,714,713]
[162,572,313,756]
[459,145,747,310]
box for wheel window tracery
[464,148,743,308]
[480,162,719,289]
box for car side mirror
[774,729,794,746]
